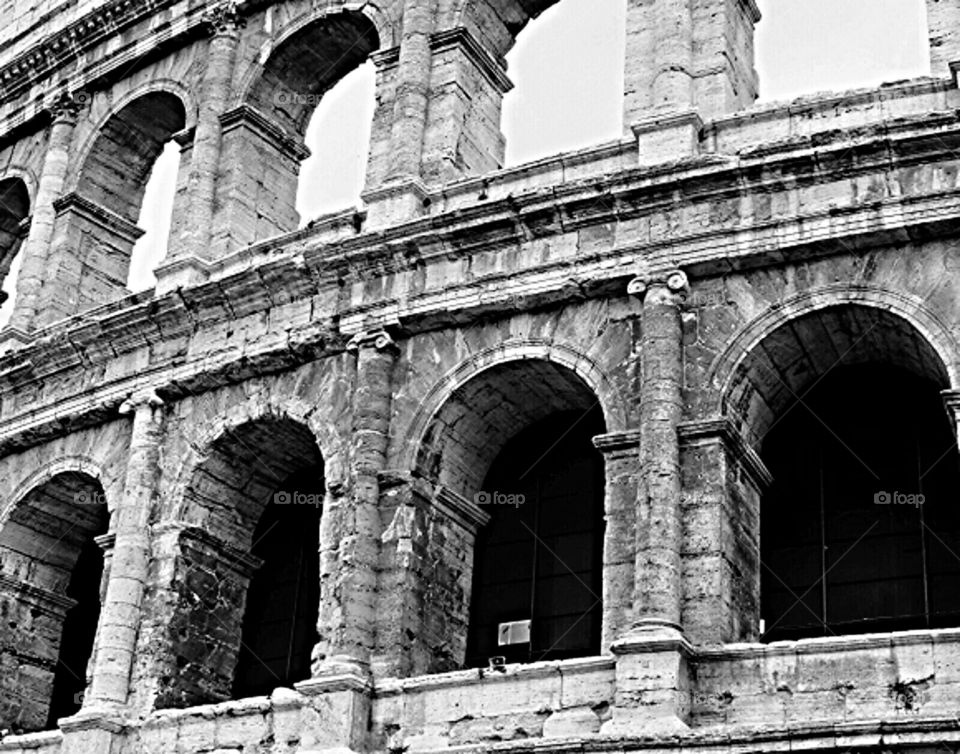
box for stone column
[157,1,243,293]
[624,0,759,165]
[316,330,397,676]
[602,269,691,735]
[84,390,164,710]
[631,268,688,630]
[364,0,437,227]
[5,93,81,336]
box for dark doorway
[466,408,605,667]
[761,365,960,641]
[47,523,107,727]
[233,465,323,697]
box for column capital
[347,329,400,354]
[119,388,164,416]
[201,1,246,35]
[49,91,84,125]
[627,269,689,302]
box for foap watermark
[74,490,107,506]
[274,490,323,508]
[874,490,925,508]
[474,491,526,508]
[274,89,325,108]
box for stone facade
[0,0,958,753]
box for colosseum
[0,0,958,752]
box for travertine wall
[0,0,958,753]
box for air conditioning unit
[497,619,531,646]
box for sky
[0,0,934,325]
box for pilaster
[8,92,82,333]
[84,391,164,713]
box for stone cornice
[0,0,174,102]
[0,121,956,456]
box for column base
[154,254,212,295]
[600,621,693,735]
[631,111,704,168]
[293,657,373,753]
[58,708,127,754]
[361,178,431,229]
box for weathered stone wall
[0,0,958,752]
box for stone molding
[429,27,513,94]
[219,105,311,163]
[678,416,774,491]
[592,429,642,455]
[0,0,179,103]
[154,523,264,578]
[52,192,145,243]
[0,573,77,616]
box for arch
[410,350,610,669]
[709,285,960,438]
[0,470,108,732]
[0,176,30,314]
[73,90,187,224]
[173,397,345,505]
[4,455,108,527]
[400,338,627,478]
[453,0,566,61]
[70,79,197,182]
[159,413,326,707]
[238,9,380,138]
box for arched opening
[755,0,929,101]
[128,140,180,292]
[0,177,30,328]
[728,305,960,641]
[419,359,607,668]
[47,92,185,319]
[219,11,378,248]
[0,472,108,732]
[501,0,625,165]
[161,417,324,707]
[297,62,376,223]
[232,464,323,698]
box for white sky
[0,0,934,325]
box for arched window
[755,0,929,101]
[732,305,960,641]
[501,0,625,165]
[233,464,323,698]
[467,409,605,666]
[418,359,608,670]
[219,11,378,250]
[297,62,376,223]
[157,418,325,707]
[43,92,185,322]
[128,140,180,292]
[0,472,108,732]
[0,177,30,328]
